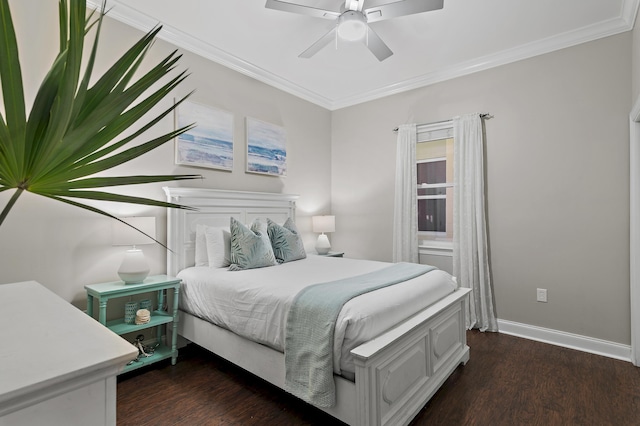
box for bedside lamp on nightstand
[312,215,335,255]
[112,217,156,284]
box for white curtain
[453,113,498,332]
[393,124,418,263]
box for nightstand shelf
[106,310,172,335]
[123,345,174,373]
[85,275,181,372]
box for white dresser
[0,281,137,426]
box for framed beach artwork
[246,117,287,177]
[175,100,234,171]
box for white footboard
[351,288,471,426]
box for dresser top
[0,281,137,410]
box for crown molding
[332,7,639,109]
[623,0,640,28]
[87,0,639,111]
[86,0,335,109]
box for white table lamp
[113,217,156,284]
[312,215,335,255]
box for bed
[164,187,471,426]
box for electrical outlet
[536,288,548,303]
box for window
[417,157,447,232]
[416,125,454,245]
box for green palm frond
[0,0,201,241]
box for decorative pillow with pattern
[267,218,306,264]
[228,217,277,271]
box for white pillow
[204,226,232,268]
[195,224,209,267]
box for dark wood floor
[117,331,640,425]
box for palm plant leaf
[0,0,202,242]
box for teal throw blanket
[284,262,436,407]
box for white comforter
[177,256,457,377]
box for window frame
[415,121,454,256]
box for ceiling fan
[265,0,444,61]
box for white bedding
[177,256,457,377]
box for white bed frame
[164,187,471,426]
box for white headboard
[163,187,299,277]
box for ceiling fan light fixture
[337,11,367,41]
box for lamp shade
[112,217,156,246]
[312,215,335,233]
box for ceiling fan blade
[265,0,340,20]
[299,27,337,58]
[364,0,444,23]
[345,0,365,12]
[365,26,393,61]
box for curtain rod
[392,113,493,132]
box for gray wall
[331,33,632,345]
[0,0,332,305]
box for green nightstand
[85,275,181,373]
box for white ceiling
[89,0,639,110]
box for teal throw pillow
[229,218,278,271]
[267,218,306,264]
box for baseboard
[497,319,632,363]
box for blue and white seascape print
[175,101,234,171]
[246,117,287,177]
